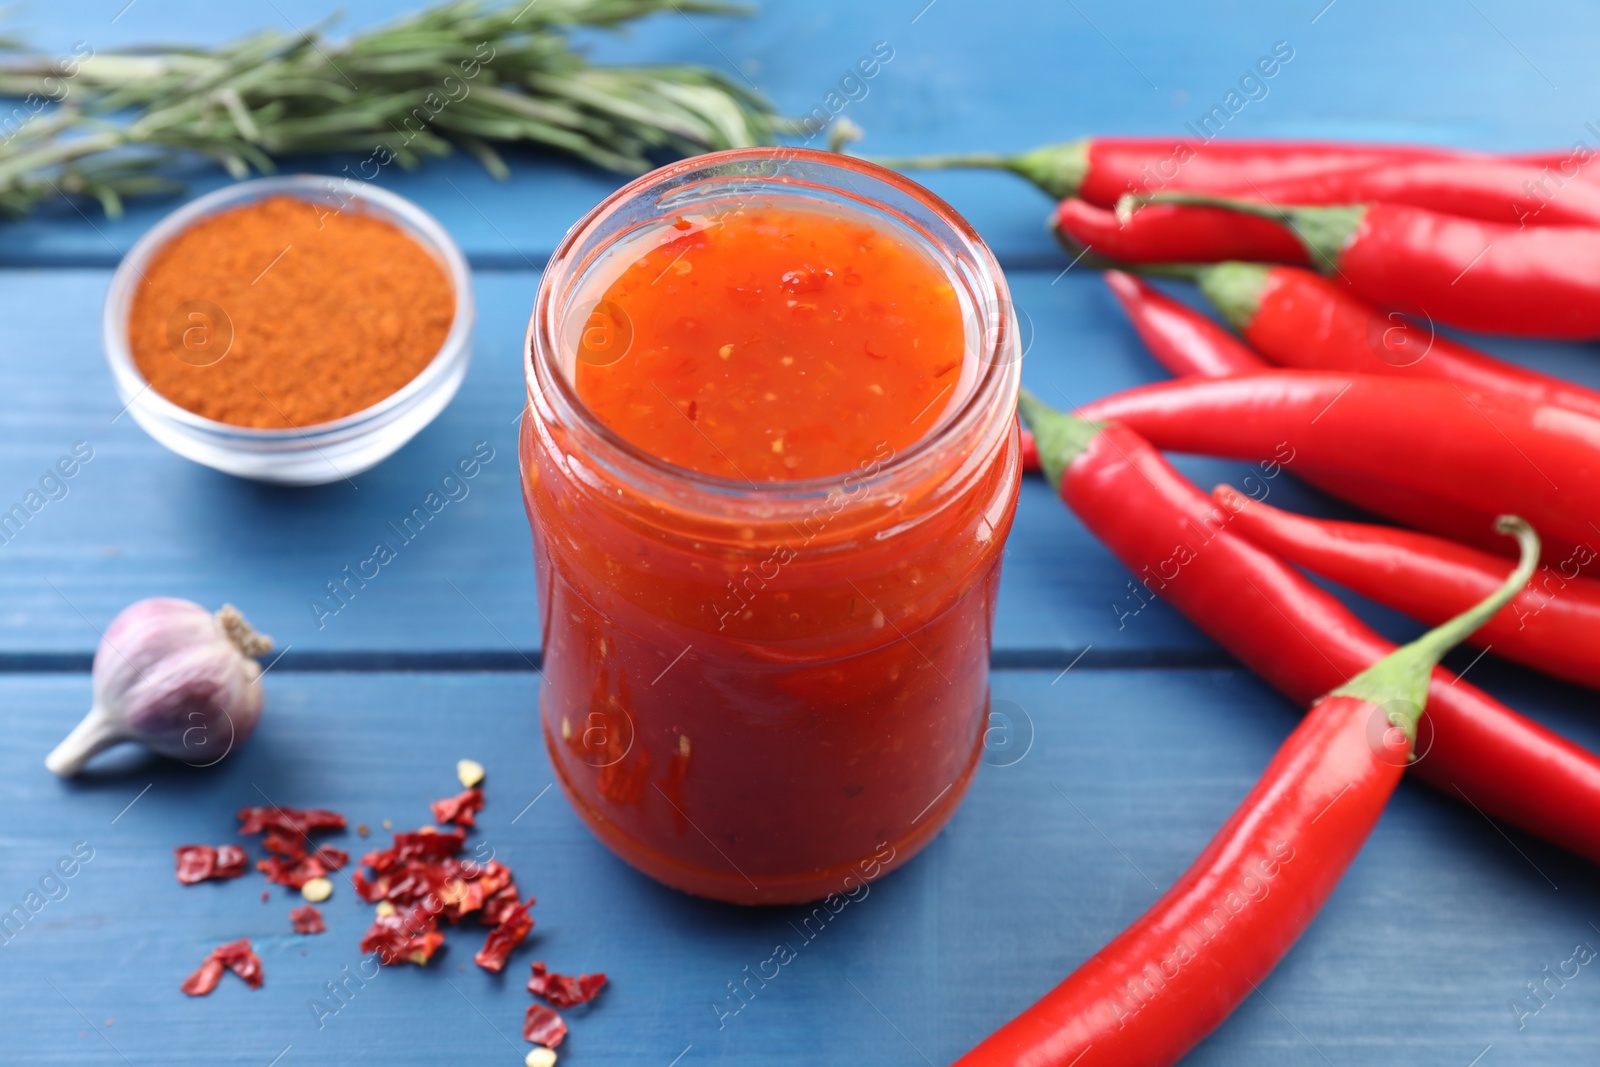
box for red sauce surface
[574,203,966,480]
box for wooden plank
[3,665,1597,1064]
[8,265,1600,659]
[2,0,1598,266]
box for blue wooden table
[7,1,1600,1063]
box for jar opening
[528,148,1018,507]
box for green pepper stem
[1118,191,1368,275]
[1015,389,1106,491]
[868,138,1090,200]
[1197,261,1272,330]
[1121,261,1208,282]
[1330,515,1540,744]
[868,151,1013,171]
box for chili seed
[457,758,486,788]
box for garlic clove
[47,598,273,777]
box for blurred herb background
[0,0,794,218]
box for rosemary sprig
[0,0,796,218]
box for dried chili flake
[237,806,346,837]
[181,957,225,997]
[528,962,608,1008]
[360,902,445,966]
[290,905,326,935]
[480,882,525,927]
[473,898,534,973]
[314,846,350,871]
[430,788,484,828]
[214,844,248,878]
[175,844,250,885]
[239,805,347,887]
[257,853,327,889]
[392,827,466,863]
[214,938,264,989]
[434,861,515,924]
[261,830,307,860]
[523,1003,567,1048]
[472,860,514,896]
[175,846,216,885]
[183,939,263,995]
[352,869,386,904]
[353,827,479,914]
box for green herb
[0,0,797,218]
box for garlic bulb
[46,598,273,777]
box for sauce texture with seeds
[574,203,967,480]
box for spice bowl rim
[103,174,474,478]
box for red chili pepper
[1054,198,1307,265]
[1018,273,1267,477]
[1289,463,1538,562]
[529,961,608,1008]
[966,394,1539,1067]
[524,1003,568,1048]
[1020,427,1040,473]
[1199,261,1600,422]
[1104,271,1268,378]
[1078,371,1600,560]
[875,138,1490,204]
[1095,281,1594,560]
[1213,485,1600,690]
[1238,157,1600,228]
[1018,391,1600,866]
[1141,193,1600,338]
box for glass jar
[522,147,1021,904]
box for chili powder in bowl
[104,175,473,485]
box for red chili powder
[128,195,455,428]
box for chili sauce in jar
[522,149,1021,904]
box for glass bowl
[103,175,474,486]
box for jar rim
[526,146,1019,509]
